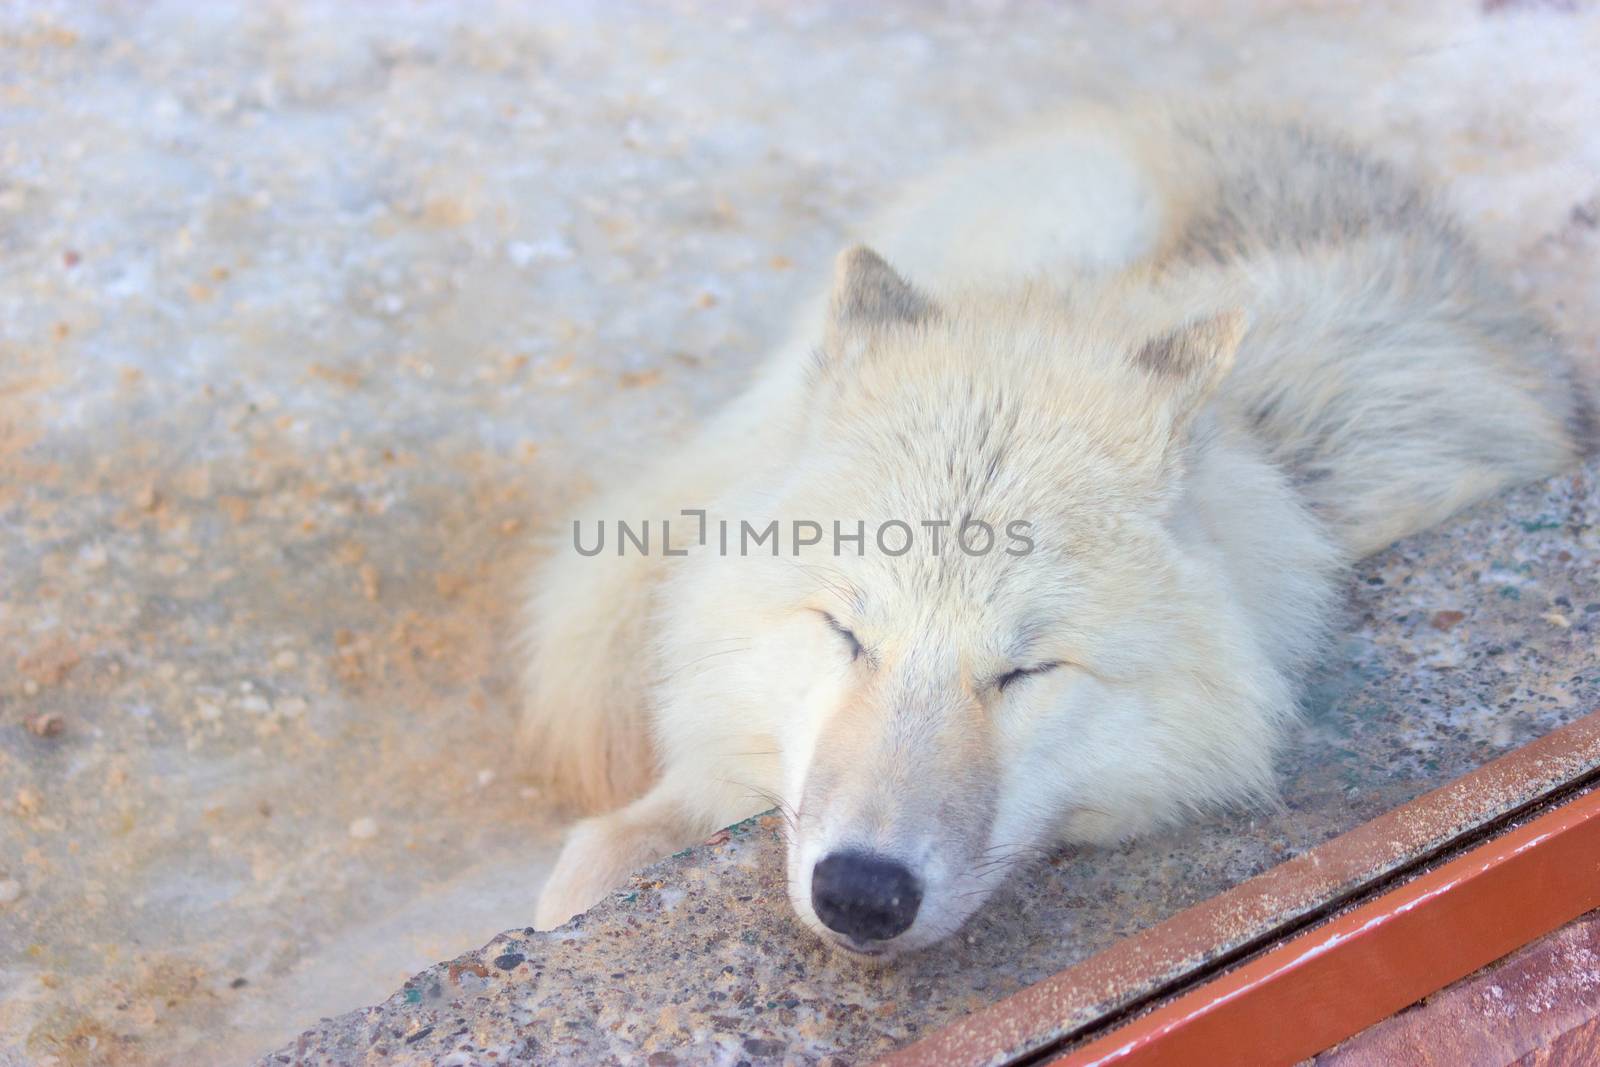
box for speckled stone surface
[2,2,1598,1065]
[263,460,1600,1066]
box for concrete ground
[1,2,1596,1065]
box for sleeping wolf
[519,103,1591,958]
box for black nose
[811,850,922,942]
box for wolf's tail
[514,545,659,814]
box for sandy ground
[1,2,1597,1065]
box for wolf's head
[662,247,1329,958]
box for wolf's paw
[534,867,610,930]
[534,821,626,928]
[534,805,690,929]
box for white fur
[518,102,1589,956]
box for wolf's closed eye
[995,663,1062,692]
[819,612,864,661]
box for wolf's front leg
[534,776,756,929]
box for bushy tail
[515,543,659,814]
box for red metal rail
[1051,784,1600,1066]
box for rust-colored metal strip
[881,709,1600,1067]
[1048,783,1600,1066]
[1317,910,1600,1065]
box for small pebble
[348,817,379,840]
[476,768,496,788]
[273,650,299,669]
[0,879,22,906]
[26,714,64,738]
[196,701,222,722]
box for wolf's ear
[824,246,935,355]
[1132,309,1247,423]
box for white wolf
[518,103,1591,958]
